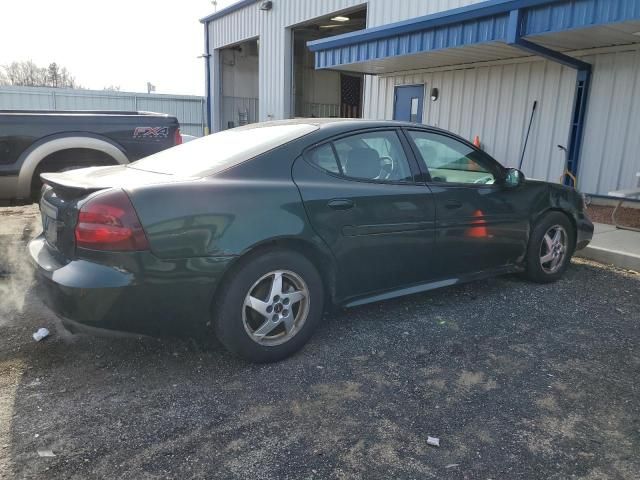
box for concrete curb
[576,245,640,272]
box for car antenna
[518,100,538,171]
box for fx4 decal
[133,126,169,139]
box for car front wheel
[523,211,575,283]
[213,249,324,362]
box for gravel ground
[0,206,639,479]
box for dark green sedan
[30,119,593,362]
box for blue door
[393,85,424,123]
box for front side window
[332,131,413,182]
[408,131,498,185]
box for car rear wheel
[523,211,575,283]
[213,249,324,362]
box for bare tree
[0,60,79,88]
[2,60,44,86]
[57,66,77,89]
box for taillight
[174,128,183,146]
[75,189,149,251]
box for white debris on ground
[37,448,56,457]
[427,436,440,447]
[32,328,50,342]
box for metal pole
[519,100,537,170]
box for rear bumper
[575,212,594,251]
[29,236,233,336]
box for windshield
[130,123,318,176]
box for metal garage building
[201,0,640,196]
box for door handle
[327,199,354,210]
[444,200,463,209]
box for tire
[31,164,85,203]
[523,211,575,283]
[213,248,324,363]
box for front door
[405,128,530,276]
[394,85,425,123]
[292,128,437,301]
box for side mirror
[504,168,525,188]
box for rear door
[292,128,437,301]
[405,128,529,276]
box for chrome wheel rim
[242,270,310,346]
[539,225,568,274]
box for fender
[16,134,129,199]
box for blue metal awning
[307,0,640,73]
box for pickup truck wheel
[30,150,117,202]
[31,164,86,202]
[213,249,324,363]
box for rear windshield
[130,123,318,176]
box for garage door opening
[219,39,259,129]
[292,8,366,119]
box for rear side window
[307,130,413,183]
[130,123,318,177]
[308,143,340,174]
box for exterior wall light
[431,87,439,101]
[260,1,273,11]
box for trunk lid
[40,164,180,192]
[39,165,183,259]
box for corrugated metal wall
[578,47,640,194]
[207,0,483,125]
[369,59,577,183]
[0,86,206,136]
[208,0,367,124]
[366,46,640,195]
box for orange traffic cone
[470,136,482,171]
[466,209,488,238]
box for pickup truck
[0,110,182,203]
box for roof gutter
[200,0,257,24]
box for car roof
[234,118,454,137]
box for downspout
[203,22,212,135]
[507,9,592,185]
[565,70,591,185]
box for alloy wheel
[539,224,568,274]
[242,270,310,346]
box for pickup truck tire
[30,149,118,201]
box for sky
[0,0,237,96]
